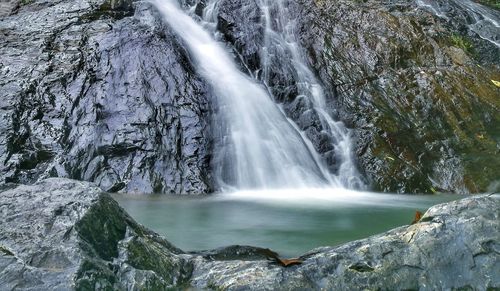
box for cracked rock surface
[1,178,498,290]
[0,0,213,194]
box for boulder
[0,178,192,290]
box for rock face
[299,0,500,194]
[0,178,192,290]
[1,178,498,290]
[0,0,213,194]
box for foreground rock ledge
[0,179,498,290]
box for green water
[113,188,461,257]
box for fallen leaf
[491,80,500,88]
[411,211,423,225]
[266,252,303,267]
[278,258,303,267]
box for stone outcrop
[0,0,213,194]
[1,178,498,290]
[0,178,191,289]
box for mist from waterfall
[152,0,364,191]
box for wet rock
[1,0,499,194]
[416,0,500,55]
[217,0,263,73]
[296,0,500,193]
[446,47,471,65]
[0,0,213,194]
[0,178,191,290]
[214,0,345,172]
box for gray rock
[300,0,500,194]
[297,0,500,194]
[0,0,213,194]
[0,178,191,290]
[1,178,498,290]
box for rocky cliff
[302,0,500,193]
[1,178,498,289]
[0,0,213,194]
[1,0,499,193]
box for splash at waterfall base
[1,179,498,290]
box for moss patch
[477,0,500,10]
[449,34,475,55]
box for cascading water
[257,0,364,189]
[153,0,334,190]
[152,0,364,190]
[416,0,500,48]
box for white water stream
[257,0,364,188]
[152,0,363,191]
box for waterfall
[153,0,332,190]
[257,0,364,189]
[152,0,364,190]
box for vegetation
[477,0,500,10]
[20,0,33,5]
[0,245,14,256]
[449,34,475,55]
